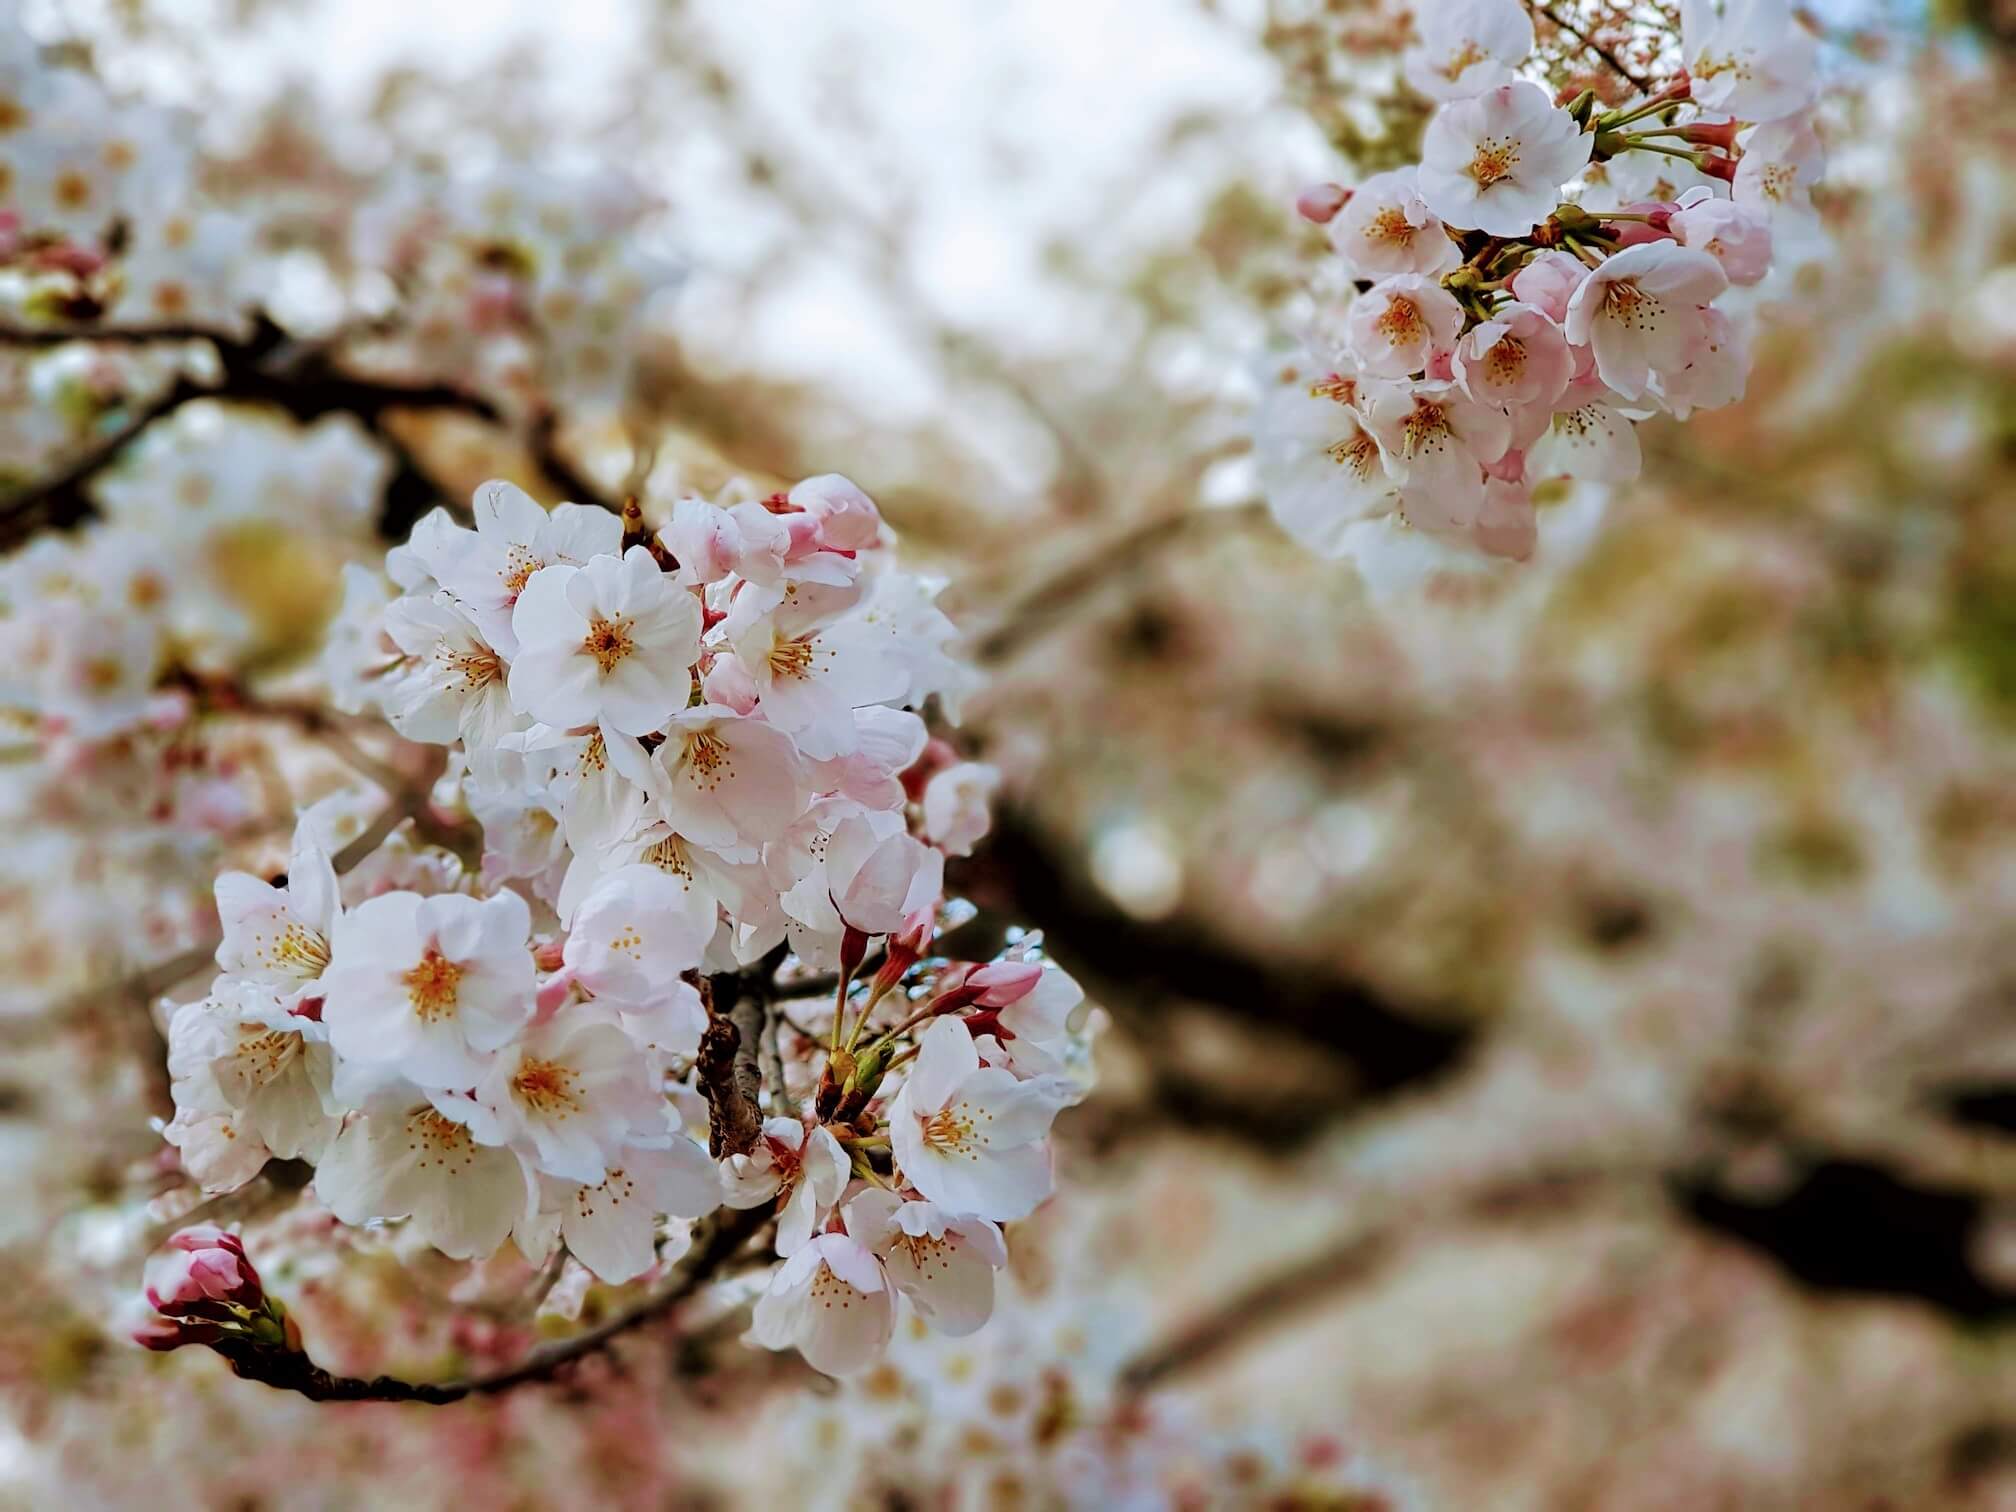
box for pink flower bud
[133,1317,224,1352]
[1295,183,1351,224]
[143,1224,264,1317]
[788,474,883,551]
[1682,118,1741,151]
[968,960,1044,1007]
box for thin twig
[1526,0,1656,93]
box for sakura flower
[1734,113,1827,264]
[1527,374,1644,483]
[1255,374,1403,555]
[725,583,906,759]
[560,863,712,1053]
[164,981,338,1193]
[320,889,536,1088]
[212,822,340,1000]
[1654,305,1750,420]
[1453,302,1574,410]
[381,593,518,748]
[1419,81,1592,238]
[1402,0,1535,102]
[464,1006,667,1184]
[1671,189,1773,285]
[1361,380,1512,533]
[823,815,946,937]
[921,761,1000,858]
[888,1017,1074,1223]
[512,720,656,854]
[807,705,929,811]
[425,481,622,655]
[847,1188,1006,1337]
[314,1094,538,1261]
[1564,241,1729,401]
[649,705,809,850]
[1328,168,1460,278]
[1682,0,1818,123]
[747,1229,895,1377]
[508,547,703,737]
[720,1117,850,1255]
[989,961,1091,1079]
[1344,274,1465,379]
[533,1133,722,1283]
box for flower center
[683,729,734,790]
[407,1108,476,1165]
[234,1029,299,1085]
[1400,400,1454,459]
[582,615,635,674]
[1365,206,1417,247]
[1601,279,1661,332]
[1485,337,1528,383]
[767,637,816,680]
[1325,430,1380,480]
[1467,136,1520,190]
[270,921,331,976]
[1757,163,1795,202]
[1439,39,1489,82]
[919,1104,980,1156]
[438,644,501,690]
[500,546,541,599]
[402,947,464,1023]
[1374,295,1424,348]
[511,1057,581,1117]
[1308,373,1358,406]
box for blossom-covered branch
[1262,0,1826,577]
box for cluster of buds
[1260,0,1826,574]
[133,1224,299,1357]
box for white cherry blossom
[847,1188,1006,1338]
[1682,0,1818,123]
[1403,0,1535,102]
[1419,81,1592,238]
[1328,168,1460,278]
[747,1230,895,1377]
[1344,274,1465,379]
[464,1005,667,1184]
[1564,241,1729,401]
[422,481,622,656]
[320,889,536,1088]
[314,1095,539,1261]
[508,547,703,737]
[888,1017,1074,1223]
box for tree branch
[207,1206,769,1404]
[1525,1,1656,94]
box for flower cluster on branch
[1261,0,1827,575]
[140,474,1095,1391]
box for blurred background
[3,0,2014,1506]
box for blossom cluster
[154,475,1094,1379]
[1261,0,1827,571]
[0,18,677,428]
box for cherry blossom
[848,1189,1006,1338]
[887,1017,1075,1223]
[1565,241,1729,401]
[747,1229,896,1378]
[1418,81,1592,238]
[1682,0,1818,123]
[320,889,537,1087]
[1402,0,1536,103]
[1328,168,1461,279]
[508,547,703,737]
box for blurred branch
[973,502,1269,663]
[1524,1,1655,93]
[978,812,1474,1098]
[1118,1164,1643,1394]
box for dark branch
[208,1206,770,1404]
[1526,1,1656,94]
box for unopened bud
[1295,183,1351,224]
